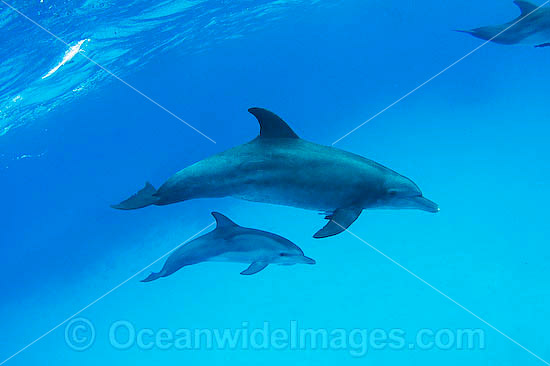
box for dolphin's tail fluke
[111,182,159,210]
[141,271,163,282]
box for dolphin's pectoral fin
[248,108,300,139]
[535,43,550,48]
[514,0,537,16]
[313,208,362,239]
[240,262,268,275]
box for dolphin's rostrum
[142,212,315,281]
[456,1,550,47]
[113,107,439,238]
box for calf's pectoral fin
[313,208,362,239]
[535,43,550,48]
[240,262,269,275]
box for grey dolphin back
[111,182,159,210]
[248,108,300,139]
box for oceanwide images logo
[65,319,485,356]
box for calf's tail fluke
[141,271,163,282]
[111,182,159,210]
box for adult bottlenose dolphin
[142,212,315,281]
[113,107,439,238]
[456,1,550,47]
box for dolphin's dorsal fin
[211,212,239,228]
[514,0,537,15]
[248,108,299,139]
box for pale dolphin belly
[154,139,385,212]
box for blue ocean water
[1,0,550,364]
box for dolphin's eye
[280,253,288,257]
[388,190,398,196]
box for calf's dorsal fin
[514,0,537,15]
[248,107,299,139]
[211,212,239,228]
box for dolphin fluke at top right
[456,1,550,48]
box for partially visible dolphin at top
[113,107,439,238]
[142,212,315,281]
[456,1,550,48]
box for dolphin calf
[456,1,550,47]
[142,212,315,281]
[113,107,438,238]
